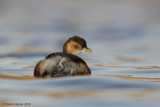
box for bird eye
[74,45,79,49]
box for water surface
[0,0,160,107]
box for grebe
[34,36,92,78]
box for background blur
[1,0,160,107]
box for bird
[34,36,92,78]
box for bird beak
[84,47,93,53]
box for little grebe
[34,36,92,78]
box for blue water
[0,0,160,107]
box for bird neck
[63,41,80,55]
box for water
[0,0,160,107]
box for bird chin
[81,50,85,53]
[76,50,85,55]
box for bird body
[34,52,90,78]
